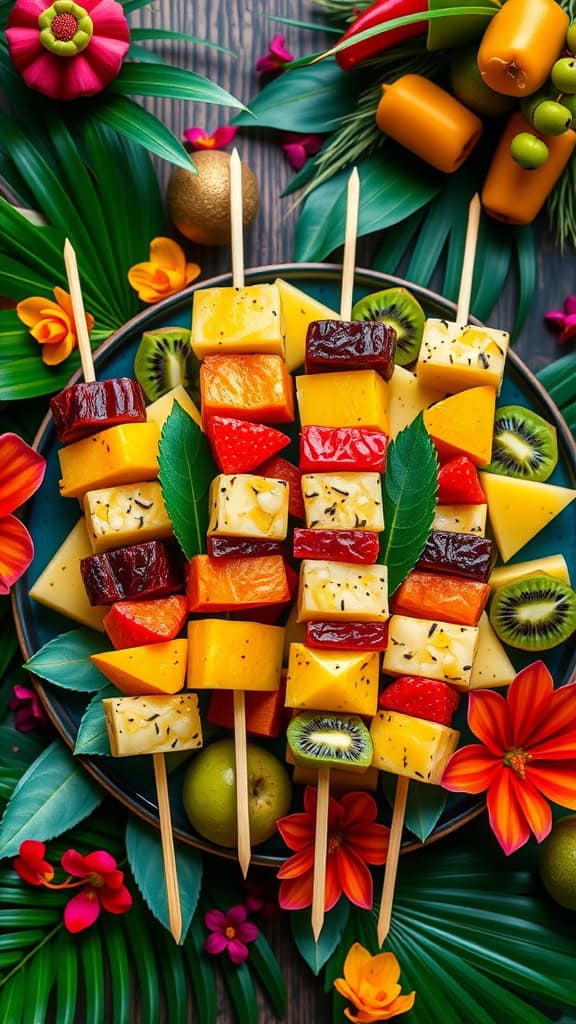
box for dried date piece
[416,530,496,583]
[305,319,396,378]
[305,620,389,650]
[293,528,379,564]
[50,379,147,444]
[206,536,287,559]
[81,540,184,605]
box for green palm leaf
[92,94,193,171]
[130,27,235,55]
[109,62,245,109]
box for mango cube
[146,385,202,430]
[83,481,172,553]
[29,519,107,631]
[432,503,487,536]
[187,619,284,691]
[388,365,446,439]
[58,422,160,499]
[382,615,479,688]
[297,560,389,622]
[469,613,516,690]
[275,277,340,372]
[103,693,202,757]
[207,473,289,539]
[296,370,389,433]
[285,644,380,716]
[371,709,460,783]
[91,640,187,696]
[424,386,496,466]
[479,472,576,562]
[191,285,284,359]
[302,473,384,531]
[417,320,509,394]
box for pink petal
[99,883,132,914]
[204,932,228,955]
[83,850,118,875]
[83,35,130,79]
[183,127,209,146]
[64,889,101,933]
[0,434,45,517]
[269,34,293,62]
[225,904,248,926]
[544,311,566,327]
[84,0,131,39]
[61,849,89,878]
[5,26,44,69]
[0,516,34,595]
[7,0,46,26]
[204,908,226,931]
[60,53,109,99]
[236,921,259,943]
[564,296,576,315]
[227,939,249,964]
[560,315,576,343]
[20,51,64,100]
[282,143,307,171]
[211,125,237,148]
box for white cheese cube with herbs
[298,560,389,622]
[103,693,202,757]
[417,320,509,394]
[432,503,487,536]
[83,482,172,553]
[302,473,384,531]
[382,615,479,688]
[207,473,289,540]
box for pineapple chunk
[296,370,389,432]
[382,615,479,688]
[489,554,571,589]
[83,481,172,553]
[285,644,379,716]
[297,560,389,622]
[371,709,460,783]
[275,277,340,371]
[29,519,107,632]
[103,693,202,757]
[479,472,576,562]
[417,319,509,394]
[191,284,284,358]
[146,385,202,430]
[207,473,289,540]
[433,503,487,536]
[388,365,446,439]
[302,473,384,532]
[187,619,284,691]
[58,422,160,499]
[469,613,516,689]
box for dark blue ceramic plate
[13,265,576,866]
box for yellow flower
[334,943,415,1023]
[16,287,94,366]
[128,237,201,304]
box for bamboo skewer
[456,194,481,326]
[340,167,360,322]
[64,238,182,943]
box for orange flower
[0,433,45,594]
[16,287,94,366]
[128,237,201,304]
[442,661,576,855]
[277,788,389,912]
[334,943,415,1022]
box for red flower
[14,840,55,886]
[183,125,237,151]
[0,433,45,595]
[9,683,48,732]
[442,662,576,855]
[281,132,324,171]
[204,905,259,964]
[61,849,132,932]
[545,295,576,344]
[255,33,293,75]
[277,788,389,912]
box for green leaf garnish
[74,686,119,755]
[380,775,447,842]
[158,403,216,561]
[379,414,438,595]
[290,899,350,975]
[25,630,112,693]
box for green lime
[566,21,576,54]
[551,57,576,95]
[450,47,516,117]
[539,815,576,910]
[561,93,576,128]
[510,132,549,169]
[532,100,572,135]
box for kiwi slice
[351,287,425,366]
[490,574,576,651]
[134,327,200,403]
[287,712,372,771]
[486,405,558,482]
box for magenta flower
[255,33,293,75]
[282,132,324,171]
[6,0,130,101]
[61,849,132,933]
[14,840,55,886]
[204,904,259,964]
[545,295,576,344]
[9,683,48,732]
[183,125,237,151]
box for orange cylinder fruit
[481,112,576,224]
[375,74,482,173]
[477,0,569,97]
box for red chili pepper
[306,620,390,650]
[293,528,379,564]
[300,425,388,472]
[335,0,428,71]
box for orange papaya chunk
[391,571,490,626]
[186,554,290,612]
[424,385,496,466]
[200,354,294,423]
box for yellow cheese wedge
[58,422,160,499]
[297,560,389,622]
[103,693,202,757]
[302,472,384,532]
[479,473,576,562]
[29,519,107,632]
[382,615,478,688]
[83,481,172,553]
[433,503,487,536]
[283,603,306,665]
[91,640,188,696]
[469,613,516,689]
[187,619,284,691]
[146,385,202,430]
[285,643,379,716]
[388,365,446,439]
[191,284,284,358]
[417,320,509,394]
[371,709,460,784]
[490,554,570,589]
[424,386,496,466]
[274,278,340,372]
[207,473,289,540]
[296,370,389,433]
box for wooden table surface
[131,2,572,1019]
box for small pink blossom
[14,840,55,886]
[204,904,258,964]
[183,125,237,151]
[9,683,48,732]
[255,34,293,75]
[545,295,576,344]
[281,132,324,171]
[61,849,132,933]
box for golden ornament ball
[167,150,259,246]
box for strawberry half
[379,676,460,726]
[437,456,485,504]
[206,416,290,474]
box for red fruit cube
[437,457,486,504]
[206,415,290,474]
[300,425,388,472]
[379,676,461,727]
[258,455,304,520]
[103,595,188,649]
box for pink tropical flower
[183,125,237,151]
[6,0,130,101]
[282,132,324,171]
[9,683,48,732]
[204,904,259,964]
[0,433,45,595]
[545,295,576,344]
[14,840,55,886]
[255,33,293,75]
[61,849,132,933]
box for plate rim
[12,262,576,867]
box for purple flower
[255,34,294,75]
[281,132,324,171]
[182,125,237,152]
[9,684,47,732]
[204,904,259,964]
[545,295,576,344]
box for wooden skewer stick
[311,765,331,943]
[377,775,409,946]
[455,193,481,326]
[228,147,252,878]
[340,167,360,321]
[64,238,183,942]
